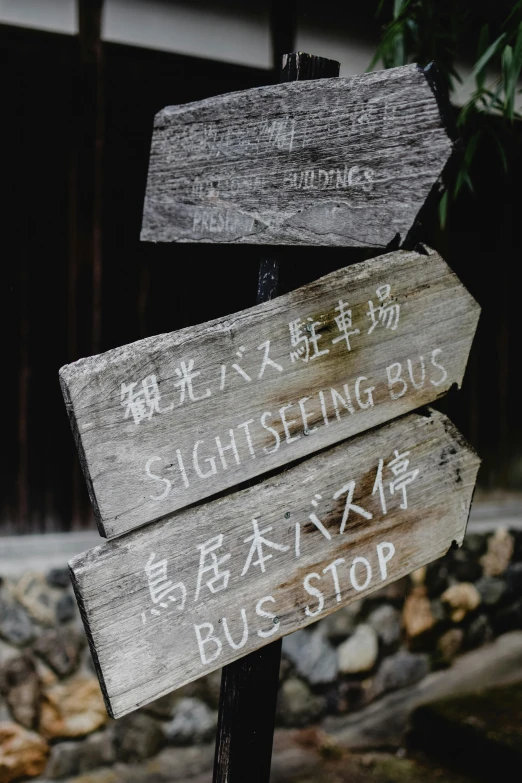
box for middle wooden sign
[60,247,479,539]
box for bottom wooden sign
[70,409,479,719]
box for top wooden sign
[141,64,453,248]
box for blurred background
[1,2,522,782]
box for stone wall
[1,526,521,782]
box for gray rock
[366,576,409,603]
[79,729,116,772]
[143,678,211,720]
[114,712,164,762]
[56,593,76,624]
[494,601,522,635]
[367,605,402,647]
[143,691,180,720]
[425,562,450,598]
[319,603,361,644]
[505,563,522,598]
[46,568,71,589]
[45,732,115,779]
[476,576,506,606]
[282,628,338,684]
[430,599,446,623]
[82,644,97,675]
[0,639,18,664]
[279,654,293,682]
[462,532,487,557]
[13,572,62,626]
[0,589,34,646]
[466,614,494,649]
[450,548,482,582]
[371,650,429,699]
[129,744,216,782]
[165,697,217,745]
[33,627,83,677]
[45,740,81,779]
[338,624,378,674]
[202,668,222,709]
[336,680,365,714]
[276,677,325,727]
[0,694,10,722]
[437,628,464,664]
[0,652,40,729]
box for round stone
[337,625,378,674]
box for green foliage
[370,1,522,226]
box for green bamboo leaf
[464,132,481,167]
[464,171,474,193]
[454,169,466,198]
[502,44,514,118]
[513,21,522,71]
[454,160,475,198]
[504,0,522,28]
[471,32,507,81]
[457,99,478,128]
[393,0,406,18]
[507,22,522,115]
[394,0,414,21]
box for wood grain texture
[69,409,480,719]
[140,63,453,248]
[59,247,480,540]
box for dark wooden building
[3,4,522,534]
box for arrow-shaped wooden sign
[60,247,479,540]
[69,409,479,719]
[141,64,453,248]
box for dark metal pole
[212,51,340,783]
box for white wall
[0,0,77,34]
[102,0,272,68]
[2,0,518,109]
[0,0,375,73]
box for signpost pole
[212,51,341,783]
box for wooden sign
[141,64,453,248]
[69,409,480,719]
[59,247,479,540]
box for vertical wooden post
[77,0,104,356]
[212,51,340,783]
[269,0,296,78]
[69,0,104,528]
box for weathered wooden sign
[69,409,480,719]
[59,247,479,540]
[141,64,453,248]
